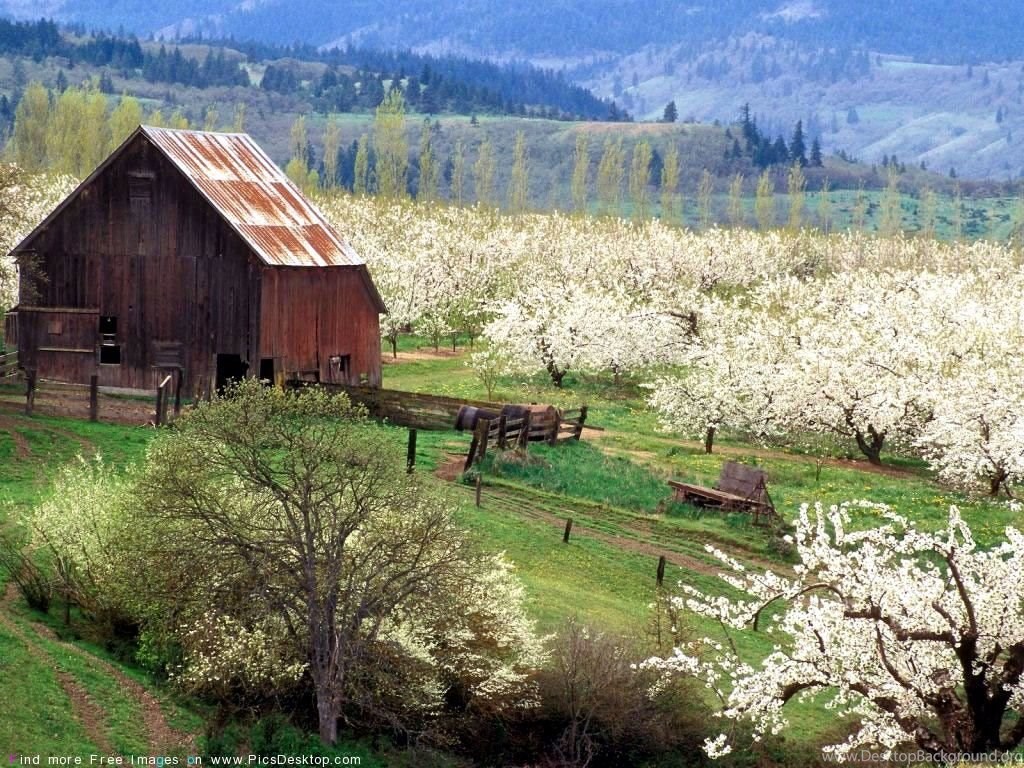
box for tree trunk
[705,426,716,454]
[316,689,338,746]
[854,426,885,466]
[990,469,1008,497]
[390,336,398,359]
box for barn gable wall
[16,134,260,395]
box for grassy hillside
[583,37,1024,182]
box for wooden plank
[17,306,100,314]
[37,347,95,354]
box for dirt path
[583,426,920,479]
[32,622,195,755]
[0,413,32,458]
[1,584,194,755]
[0,584,114,755]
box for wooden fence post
[497,413,508,450]
[548,411,558,446]
[406,429,417,473]
[89,374,98,422]
[656,555,667,586]
[563,518,573,543]
[574,405,589,440]
[519,412,531,452]
[475,418,491,464]
[24,368,36,416]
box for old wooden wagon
[668,461,777,523]
[3,125,385,398]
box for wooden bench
[668,461,777,524]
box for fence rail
[0,350,18,377]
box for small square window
[48,319,63,335]
[100,344,121,365]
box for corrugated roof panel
[141,125,362,267]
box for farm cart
[668,461,777,525]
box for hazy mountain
[3,0,1022,179]
[6,1,1022,65]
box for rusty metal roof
[141,126,363,268]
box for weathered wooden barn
[3,125,385,397]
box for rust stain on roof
[142,125,362,268]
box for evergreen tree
[789,120,807,166]
[809,136,823,167]
[662,100,678,123]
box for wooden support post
[406,429,417,473]
[89,374,99,422]
[574,405,589,440]
[173,371,183,417]
[155,381,165,427]
[475,474,482,507]
[656,555,667,586]
[155,374,172,426]
[476,418,491,464]
[497,413,508,450]
[24,368,36,416]
[548,412,558,446]
[563,518,573,543]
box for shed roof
[141,126,362,268]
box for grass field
[0,337,1019,763]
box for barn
[3,125,385,398]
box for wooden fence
[0,350,17,378]
[465,406,588,469]
[313,384,503,430]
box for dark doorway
[215,354,248,391]
[259,358,275,384]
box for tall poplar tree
[628,139,652,220]
[659,144,680,224]
[374,88,408,199]
[473,135,495,207]
[571,132,590,213]
[507,130,529,213]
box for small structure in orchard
[3,125,385,398]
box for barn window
[99,316,120,365]
[48,319,63,336]
[259,358,275,383]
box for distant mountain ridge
[5,0,1022,64]
[3,0,1023,179]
